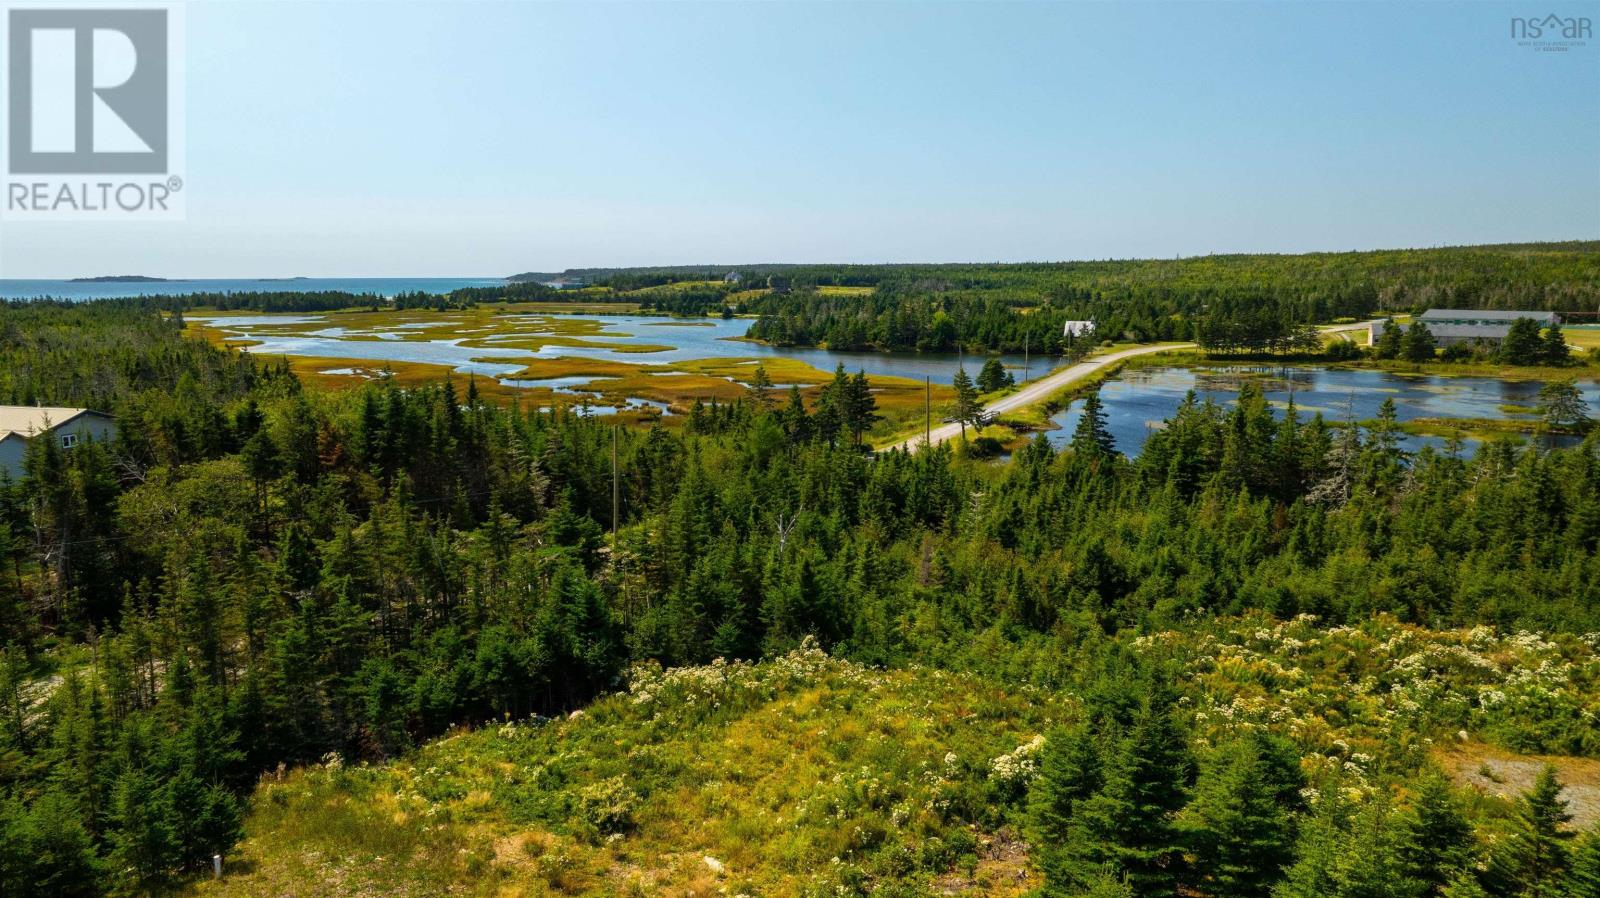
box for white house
[1062,320,1095,340]
[541,277,587,290]
[0,406,118,479]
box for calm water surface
[1049,366,1598,456]
[200,313,1037,388]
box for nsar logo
[1510,13,1592,51]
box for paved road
[883,319,1379,453]
[883,342,1194,453]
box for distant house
[1062,320,1095,340]
[0,407,117,479]
[541,277,587,290]
[1371,309,1560,347]
[723,271,742,285]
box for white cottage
[0,407,118,479]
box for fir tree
[951,366,982,438]
[1030,722,1103,895]
[1274,786,1353,898]
[1375,319,1404,359]
[1492,765,1573,898]
[1042,685,1190,897]
[844,370,880,446]
[978,357,1014,393]
[1398,771,1475,894]
[1543,321,1570,366]
[749,364,776,411]
[1567,828,1600,898]
[1538,378,1590,433]
[1501,318,1545,366]
[1180,733,1299,898]
[1071,392,1117,458]
[782,385,811,443]
[1402,321,1436,362]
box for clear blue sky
[2,0,1596,277]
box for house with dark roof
[0,407,117,479]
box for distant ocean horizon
[0,277,508,301]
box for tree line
[4,299,1600,893]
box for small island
[68,275,172,283]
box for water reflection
[1049,366,1597,456]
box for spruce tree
[0,518,24,649]
[1537,379,1589,433]
[1398,771,1475,894]
[951,366,982,438]
[1180,733,1298,898]
[845,370,879,446]
[749,364,776,411]
[1492,765,1573,898]
[1030,722,1103,895]
[1567,828,1600,898]
[1402,321,1436,362]
[1543,321,1570,366]
[1274,786,1353,898]
[813,364,849,447]
[1071,392,1117,458]
[782,385,811,443]
[978,358,1013,393]
[1501,318,1545,366]
[1375,319,1404,359]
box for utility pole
[1023,331,1029,383]
[924,376,931,447]
[611,425,619,536]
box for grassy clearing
[187,643,1061,898]
[1561,326,1600,351]
[619,280,726,296]
[186,615,1600,897]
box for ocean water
[0,277,506,300]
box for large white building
[0,407,118,479]
[1367,309,1559,347]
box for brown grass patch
[1436,742,1600,829]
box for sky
[1,0,1597,278]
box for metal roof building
[0,407,117,479]
[1412,309,1559,346]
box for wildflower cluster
[1142,614,1600,763]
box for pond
[1047,365,1600,456]
[196,313,1039,389]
